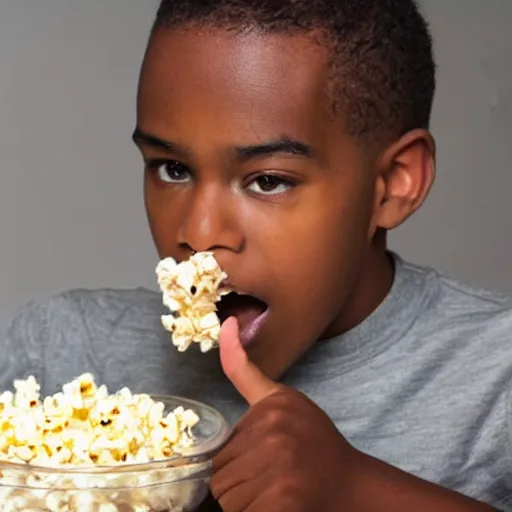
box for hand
[210,319,498,512]
[210,317,357,512]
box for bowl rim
[0,394,232,475]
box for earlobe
[373,129,435,231]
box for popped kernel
[0,374,203,511]
[156,251,231,352]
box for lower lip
[238,309,269,347]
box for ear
[370,129,436,233]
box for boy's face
[135,28,394,377]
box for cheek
[144,179,180,257]
[255,190,371,269]
[252,184,374,319]
[282,214,364,292]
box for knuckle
[209,473,226,500]
[279,440,298,467]
[264,432,285,453]
[262,407,287,429]
[270,477,303,508]
[269,435,298,465]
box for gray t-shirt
[2,255,512,509]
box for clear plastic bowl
[0,395,231,512]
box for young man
[1,0,511,510]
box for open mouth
[216,292,268,346]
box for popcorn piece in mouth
[0,374,203,512]
[156,251,231,352]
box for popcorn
[0,374,204,512]
[156,251,231,352]
[13,375,40,409]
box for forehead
[137,28,340,149]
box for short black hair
[152,0,436,140]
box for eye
[153,160,192,184]
[246,174,294,196]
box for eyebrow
[132,128,190,156]
[235,137,314,161]
[132,128,314,161]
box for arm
[347,451,498,512]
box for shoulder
[375,259,512,507]
[32,287,163,333]
[48,287,162,315]
[393,257,512,390]
[5,287,162,340]
[1,288,164,389]
[401,258,512,339]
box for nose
[177,182,244,254]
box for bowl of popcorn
[0,374,230,511]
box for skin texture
[134,27,494,511]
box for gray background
[0,1,511,322]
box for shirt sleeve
[0,300,46,391]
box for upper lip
[220,278,235,290]
[219,279,250,296]
[218,279,267,304]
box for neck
[322,242,394,339]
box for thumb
[219,317,279,405]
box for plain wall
[390,0,512,293]
[0,1,511,322]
